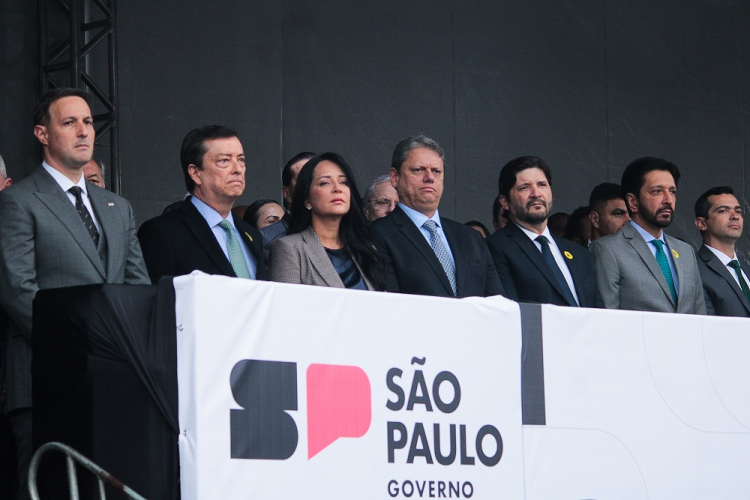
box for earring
[305,204,311,210]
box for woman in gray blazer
[270,153,385,291]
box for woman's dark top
[324,247,367,290]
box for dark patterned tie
[535,235,578,306]
[68,186,99,247]
[651,240,677,303]
[727,260,750,303]
[422,220,456,295]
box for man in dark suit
[0,88,150,499]
[486,156,602,307]
[694,186,750,317]
[138,126,266,283]
[370,135,504,298]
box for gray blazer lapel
[88,186,122,280]
[32,169,106,279]
[623,223,675,306]
[301,227,344,288]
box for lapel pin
[107,202,115,206]
[564,251,573,260]
[672,249,679,259]
[245,232,253,242]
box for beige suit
[269,226,375,290]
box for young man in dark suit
[370,135,504,298]
[138,125,266,283]
[486,156,602,307]
[694,186,750,317]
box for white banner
[175,273,525,499]
[527,305,750,499]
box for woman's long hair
[288,153,386,290]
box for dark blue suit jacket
[370,206,505,298]
[486,222,602,307]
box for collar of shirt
[630,220,665,245]
[191,195,234,229]
[398,202,441,229]
[43,161,86,194]
[515,222,554,247]
[704,244,736,266]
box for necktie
[535,235,578,306]
[651,240,677,303]
[218,220,251,279]
[727,260,750,303]
[422,220,456,295]
[68,186,99,247]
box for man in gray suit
[590,157,705,314]
[694,186,750,317]
[0,88,150,498]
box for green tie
[652,240,677,303]
[218,220,251,279]
[727,260,750,303]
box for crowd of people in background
[0,88,748,498]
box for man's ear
[389,167,399,189]
[188,164,202,187]
[694,217,707,232]
[499,195,509,212]
[34,125,48,146]
[625,193,639,215]
[589,210,600,230]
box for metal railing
[28,441,146,500]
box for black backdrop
[2,1,750,253]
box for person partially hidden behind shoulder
[138,125,266,283]
[270,153,386,290]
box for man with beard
[486,156,601,307]
[590,157,705,313]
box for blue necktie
[423,220,456,296]
[536,235,578,306]
[652,240,677,303]
[218,220,251,279]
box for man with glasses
[362,174,399,222]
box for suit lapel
[700,245,750,313]
[32,168,106,279]
[392,207,453,295]
[236,219,265,278]
[180,201,236,277]
[503,223,570,302]
[553,235,586,305]
[88,186,120,280]
[301,227,344,288]
[623,223,675,307]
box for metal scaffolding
[38,0,121,194]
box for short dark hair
[564,205,591,241]
[180,125,239,192]
[497,156,552,200]
[620,157,680,214]
[33,88,92,127]
[588,183,623,214]
[282,152,316,188]
[243,199,281,227]
[694,186,735,219]
[391,135,445,172]
[465,220,490,238]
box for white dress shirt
[43,162,100,233]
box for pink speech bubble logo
[306,363,371,459]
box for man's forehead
[205,136,243,154]
[514,167,549,184]
[405,147,443,167]
[50,96,92,118]
[708,193,740,210]
[642,169,675,187]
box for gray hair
[0,155,6,179]
[93,158,106,177]
[390,134,445,172]
[362,174,392,204]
